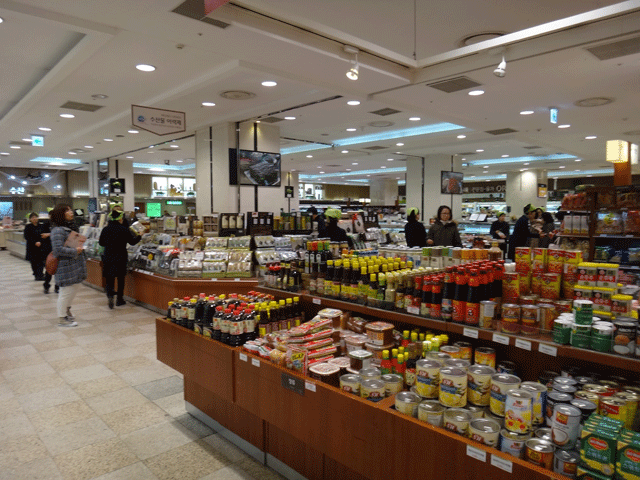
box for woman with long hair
[404,207,427,247]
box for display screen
[441,171,463,194]
[229,149,281,186]
[0,202,13,218]
[146,202,162,217]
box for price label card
[463,327,479,339]
[515,338,532,351]
[251,358,260,367]
[407,306,420,315]
[312,297,321,305]
[281,373,304,396]
[491,455,513,473]
[492,334,510,345]
[466,445,487,462]
[626,234,635,238]
[305,381,316,392]
[538,343,557,357]
[239,353,248,362]
[210,278,218,282]
[234,278,240,282]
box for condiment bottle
[465,269,480,326]
[380,350,392,375]
[452,267,468,324]
[391,348,399,373]
[441,267,455,321]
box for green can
[590,324,613,353]
[570,323,591,349]
[553,319,572,345]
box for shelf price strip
[538,343,557,357]
[492,333,510,345]
[491,455,513,473]
[515,338,532,351]
[463,327,479,339]
[466,445,487,462]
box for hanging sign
[131,105,186,136]
[538,183,547,198]
[109,178,126,194]
[284,186,294,198]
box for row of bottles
[264,261,302,292]
[167,292,305,345]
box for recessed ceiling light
[10,145,20,149]
[147,151,154,154]
[104,138,113,142]
[128,129,139,134]
[38,127,51,132]
[558,124,571,129]
[587,174,593,177]
[457,135,466,139]
[396,143,404,146]
[352,162,358,165]
[483,165,489,168]
[461,158,466,161]
[346,168,351,171]
[476,149,484,152]
[366,175,370,177]
[84,145,93,149]
[387,158,394,161]
[585,135,597,140]
[575,169,581,171]
[0,152,9,156]
[575,159,582,162]
[317,166,322,168]
[149,145,154,148]
[559,166,566,169]
[347,100,360,106]
[409,117,421,121]
[468,90,484,96]
[176,159,183,163]
[524,162,530,165]
[60,113,75,118]
[136,64,156,72]
[170,144,179,148]
[261,81,277,87]
[502,154,509,158]
[485,179,490,182]
[319,171,325,174]
[0,17,4,24]
[284,116,296,120]
[68,151,77,155]
[381,166,386,169]
[306,155,313,158]
[520,110,534,115]
[202,102,216,107]
[126,156,133,159]
[341,150,349,154]
[346,128,356,132]
[21,138,31,142]
[520,168,527,172]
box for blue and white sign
[549,108,558,124]
[31,135,44,147]
[131,105,186,136]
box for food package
[596,212,623,235]
[623,210,640,235]
[286,345,307,374]
[617,190,639,209]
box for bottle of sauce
[186,298,197,331]
[293,296,303,326]
[332,260,343,299]
[380,349,392,375]
[350,260,360,302]
[284,298,294,330]
[403,272,414,311]
[357,266,368,305]
[384,272,396,311]
[167,301,174,322]
[431,276,443,319]
[258,306,269,337]
[391,348,399,373]
[465,269,480,326]
[304,241,312,275]
[401,330,410,348]
[412,274,423,311]
[397,353,406,385]
[229,309,244,347]
[322,260,333,297]
[420,276,431,318]
[452,267,468,324]
[340,260,351,300]
[243,308,256,342]
[367,272,378,308]
[394,272,405,311]
[405,332,419,387]
[376,271,386,308]
[220,308,233,344]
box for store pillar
[370,178,397,206]
[506,169,547,215]
[406,155,462,222]
[108,158,134,212]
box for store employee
[404,207,427,247]
[320,208,351,246]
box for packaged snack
[596,212,623,235]
[624,210,640,235]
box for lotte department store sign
[131,105,186,136]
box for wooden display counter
[85,258,258,312]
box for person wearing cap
[507,203,537,260]
[427,205,462,247]
[404,207,427,247]
[307,206,325,234]
[98,205,141,309]
[490,212,510,252]
[320,208,351,245]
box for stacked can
[515,247,532,297]
[571,300,593,349]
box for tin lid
[526,438,555,452]
[500,429,532,440]
[480,300,497,305]
[554,404,582,417]
[614,391,640,401]
[309,363,341,375]
[396,391,421,404]
[440,367,466,377]
[470,418,500,433]
[491,373,521,385]
[547,392,573,402]
[359,367,382,378]
[349,349,373,360]
[506,389,533,400]
[553,384,578,394]
[554,449,579,462]
[583,384,608,393]
[444,359,471,369]
[425,351,452,362]
[466,405,486,414]
[381,374,403,384]
[521,304,540,310]
[475,346,495,354]
[534,427,552,441]
[418,400,445,413]
[361,379,385,389]
[521,381,547,393]
[444,408,472,422]
[416,359,442,369]
[502,303,520,308]
[340,374,361,383]
[601,398,626,407]
[569,399,598,411]
[469,365,496,375]
[613,320,637,328]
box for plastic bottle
[391,348,399,373]
[186,298,197,331]
[431,276,443,319]
[357,266,368,304]
[465,269,480,326]
[211,306,224,341]
[229,309,244,347]
[376,272,386,307]
[380,350,392,375]
[394,272,405,311]
[322,260,333,297]
[293,296,303,327]
[420,276,431,318]
[384,273,396,311]
[167,301,174,321]
[441,267,455,321]
[220,308,233,344]
[452,267,468,324]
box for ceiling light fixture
[284,116,296,120]
[344,45,359,80]
[606,139,629,163]
[352,162,358,165]
[387,158,394,161]
[0,17,4,23]
[502,154,509,158]
[346,128,356,132]
[10,145,20,149]
[261,81,277,87]
[84,146,93,149]
[104,138,113,142]
[457,135,466,139]
[319,171,325,174]
[0,152,9,156]
[128,129,139,134]
[126,156,133,159]
[306,155,313,158]
[493,56,506,77]
[409,117,421,121]
[585,135,597,140]
[396,143,404,146]
[170,144,179,148]
[136,64,156,72]
[468,90,484,96]
[202,102,215,107]
[60,113,75,118]
[524,162,530,165]
[559,166,566,169]
[347,100,360,106]
[520,110,534,115]
[575,159,582,162]
[476,149,484,152]
[341,150,349,153]
[558,124,571,129]
[381,166,386,169]
[38,127,51,132]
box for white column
[108,159,134,211]
[370,178,397,205]
[406,154,462,222]
[506,169,547,214]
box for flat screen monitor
[229,149,281,186]
[441,171,463,194]
[0,202,13,219]
[146,202,162,218]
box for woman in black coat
[99,207,141,308]
[490,212,510,253]
[404,207,427,247]
[24,212,51,282]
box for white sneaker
[66,307,75,320]
[58,317,78,327]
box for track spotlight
[344,45,360,81]
[494,56,506,78]
[346,64,359,81]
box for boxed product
[578,263,599,286]
[562,214,573,234]
[592,287,614,312]
[533,248,548,263]
[597,212,624,235]
[577,466,614,480]
[616,429,640,480]
[617,190,639,209]
[574,285,594,301]
[624,211,640,235]
[580,414,624,477]
[597,264,620,288]
[566,250,584,265]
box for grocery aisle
[0,251,284,480]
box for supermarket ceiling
[0,0,639,184]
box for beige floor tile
[136,341,158,356]
[85,338,126,353]
[235,457,285,480]
[49,354,100,372]
[2,362,55,382]
[86,387,150,415]
[8,372,66,395]
[118,364,178,386]
[0,383,13,401]
[101,402,170,435]
[98,321,134,333]
[0,343,38,359]
[0,337,30,349]
[92,346,139,363]
[54,438,138,480]
[13,319,56,331]
[59,364,114,384]
[24,331,69,344]
[33,337,77,352]
[0,434,50,469]
[143,439,229,480]
[41,345,88,362]
[72,374,129,399]
[72,333,114,346]
[90,462,159,480]
[106,355,155,373]
[153,392,187,418]
[39,416,116,456]
[120,420,199,460]
[28,399,96,432]
[111,326,147,339]
[199,464,257,480]
[0,412,36,438]
[202,434,250,464]
[18,385,81,412]
[120,332,156,346]
[0,352,45,371]
[0,456,63,480]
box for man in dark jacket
[308,206,325,235]
[320,208,352,247]
[490,212,510,253]
[24,212,50,283]
[507,204,536,260]
[99,206,141,308]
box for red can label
[466,303,480,326]
[453,300,466,322]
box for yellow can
[599,398,627,423]
[612,392,639,430]
[440,345,461,359]
[415,359,441,399]
[468,365,494,406]
[439,367,467,408]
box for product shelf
[556,234,590,238]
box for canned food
[469,418,500,447]
[339,374,361,395]
[415,359,441,399]
[439,367,467,408]
[444,358,471,370]
[466,404,486,419]
[360,379,386,402]
[479,301,496,329]
[444,408,472,436]
[474,347,496,368]
[554,300,573,313]
[553,384,577,396]
[535,427,553,442]
[545,392,573,426]
[505,389,533,433]
[501,303,521,334]
[569,399,598,424]
[553,319,572,345]
[583,383,609,397]
[575,375,596,389]
[613,392,639,430]
[554,449,579,478]
[541,273,561,300]
[574,390,600,411]
[521,381,547,426]
[359,367,382,380]
[600,397,627,423]
[381,374,404,397]
[395,391,421,417]
[520,295,538,305]
[453,341,472,361]
[551,404,582,450]
[486,410,505,428]
[417,400,445,426]
[570,323,591,349]
[525,438,555,469]
[424,351,452,364]
[496,360,518,375]
[539,370,560,392]
[468,365,495,406]
[590,324,613,353]
[490,373,521,416]
[598,379,621,395]
[500,429,531,458]
[440,345,461,359]
[538,304,557,335]
[521,305,540,335]
[554,377,578,388]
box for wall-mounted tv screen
[441,171,463,194]
[146,202,162,218]
[229,149,281,187]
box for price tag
[491,455,512,473]
[515,338,532,351]
[234,278,240,282]
[251,358,260,367]
[239,353,248,362]
[600,234,608,237]
[626,234,635,238]
[466,445,486,462]
[492,333,510,345]
[538,343,557,357]
[407,306,420,315]
[281,373,304,395]
[305,381,316,392]
[210,278,218,282]
[463,327,479,339]
[312,297,321,305]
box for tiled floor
[0,252,285,480]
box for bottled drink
[376,272,386,307]
[452,267,468,324]
[332,260,343,299]
[187,298,197,331]
[322,260,332,297]
[340,261,351,300]
[465,269,480,326]
[350,261,360,302]
[420,276,431,318]
[229,309,244,346]
[220,308,233,344]
[293,296,303,326]
[394,272,405,311]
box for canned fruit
[415,359,441,399]
[505,389,533,433]
[474,347,496,368]
[525,438,555,470]
[468,365,494,407]
[360,379,385,402]
[500,429,531,458]
[395,391,421,417]
[444,408,472,436]
[469,418,500,447]
[521,382,547,426]
[439,367,467,408]
[490,373,521,417]
[418,400,445,427]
